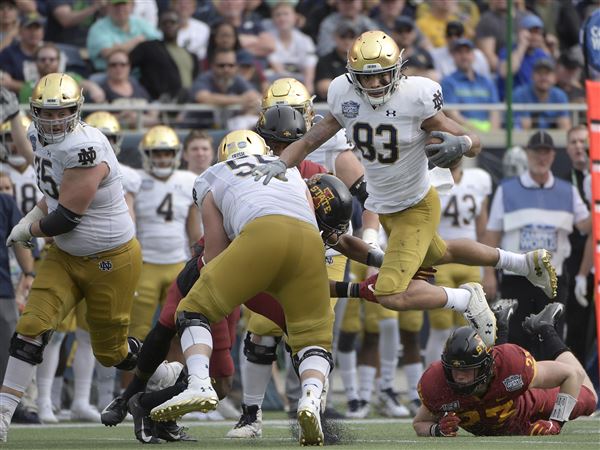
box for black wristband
[430,423,442,437]
[23,271,36,278]
[349,175,368,209]
[334,282,360,298]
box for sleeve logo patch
[77,147,96,165]
[502,374,524,392]
[342,101,360,118]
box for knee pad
[243,332,280,365]
[175,311,211,338]
[292,346,334,378]
[9,331,53,365]
[337,331,357,353]
[114,336,142,371]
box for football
[425,134,463,169]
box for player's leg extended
[397,314,423,417]
[338,280,362,417]
[1,245,81,441]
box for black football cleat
[128,393,161,444]
[101,395,128,426]
[522,302,565,337]
[491,299,518,330]
[154,421,197,442]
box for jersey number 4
[157,193,174,221]
[353,123,399,164]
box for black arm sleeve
[349,175,368,209]
[38,204,82,236]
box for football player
[129,125,200,343]
[414,303,597,437]
[424,162,492,369]
[252,30,558,348]
[1,73,142,443]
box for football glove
[6,222,34,248]
[252,159,288,185]
[528,419,562,436]
[438,412,461,437]
[425,131,471,169]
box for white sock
[404,362,423,401]
[424,328,453,367]
[301,377,324,399]
[495,248,528,274]
[186,354,210,379]
[241,360,272,406]
[337,350,359,401]
[442,287,471,313]
[51,376,64,411]
[0,392,20,419]
[95,363,116,410]
[378,318,399,391]
[3,356,36,393]
[72,329,95,408]
[357,365,376,403]
[180,326,213,353]
[37,332,64,407]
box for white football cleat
[0,404,10,442]
[150,374,218,422]
[146,361,184,392]
[461,282,496,348]
[297,392,323,446]
[525,249,558,298]
[226,404,262,438]
[38,399,59,424]
[71,403,101,422]
[345,399,370,419]
[377,388,410,418]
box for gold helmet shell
[86,111,123,155]
[347,31,403,106]
[139,125,181,178]
[262,78,314,129]
[30,73,83,144]
[0,115,32,135]
[0,115,32,166]
[218,130,270,162]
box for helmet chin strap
[151,166,174,178]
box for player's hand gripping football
[425,131,471,168]
[252,159,288,185]
[528,419,562,435]
[437,412,461,437]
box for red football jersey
[299,160,327,178]
[419,344,537,436]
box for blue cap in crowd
[520,14,544,30]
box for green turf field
[4,415,599,450]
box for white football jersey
[119,163,141,195]
[307,129,352,173]
[438,168,492,241]
[328,74,444,214]
[193,154,317,240]
[1,163,43,215]
[134,169,196,264]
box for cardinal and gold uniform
[328,71,447,296]
[129,168,196,340]
[430,168,492,329]
[17,117,141,367]
[183,153,333,354]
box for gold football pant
[375,187,447,296]
[178,215,333,355]
[129,261,185,340]
[428,263,478,329]
[16,239,142,367]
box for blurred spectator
[390,16,437,81]
[190,48,260,128]
[432,21,490,79]
[18,43,105,104]
[512,58,571,130]
[86,0,161,72]
[556,53,585,103]
[132,0,158,27]
[266,1,317,93]
[182,129,215,175]
[317,0,377,56]
[299,0,335,42]
[0,0,19,52]
[416,0,480,48]
[203,21,240,70]
[99,49,157,128]
[370,0,415,35]
[498,13,551,100]
[528,0,581,53]
[211,0,275,58]
[238,49,268,93]
[172,0,210,61]
[129,9,199,102]
[440,38,500,132]
[475,0,526,72]
[0,12,45,93]
[315,21,357,102]
[44,0,105,48]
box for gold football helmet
[262,78,315,129]
[218,130,270,162]
[85,111,123,155]
[0,115,32,166]
[30,73,83,144]
[139,125,181,178]
[347,31,404,106]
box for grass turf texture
[4,415,599,449]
